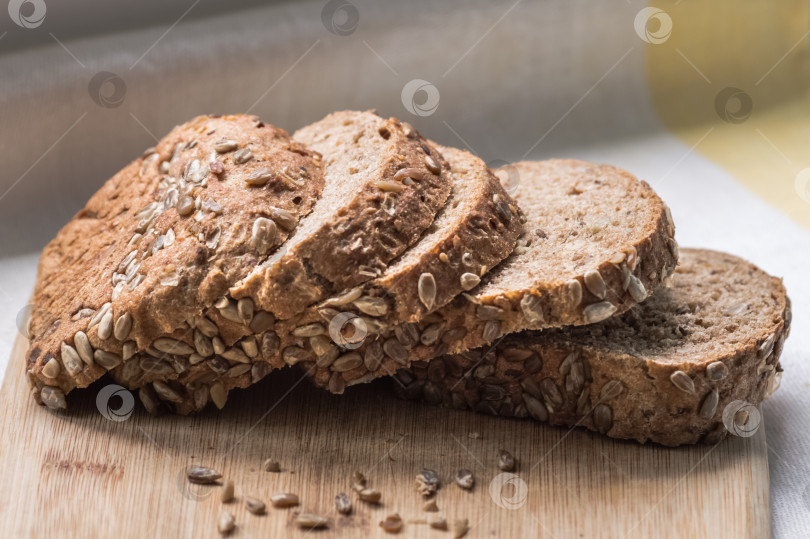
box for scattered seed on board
[415,469,440,497]
[335,492,352,515]
[270,493,299,508]
[221,479,234,503]
[358,488,381,504]
[296,513,329,530]
[453,518,470,538]
[380,513,403,534]
[263,459,281,472]
[217,511,235,535]
[244,496,266,515]
[423,499,438,512]
[187,466,221,484]
[455,469,474,490]
[430,517,448,531]
[497,449,516,472]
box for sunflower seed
[583,270,606,299]
[540,379,563,411]
[332,352,363,372]
[41,357,61,379]
[214,139,238,153]
[270,208,297,231]
[383,338,408,364]
[262,458,281,472]
[482,320,500,342]
[430,517,448,531]
[425,155,441,174]
[211,336,226,355]
[248,311,274,334]
[296,513,329,530]
[600,380,624,400]
[210,382,228,409]
[97,311,114,340]
[231,336,253,358]
[152,381,183,403]
[153,337,194,356]
[668,237,679,259]
[457,272,480,291]
[270,493,299,508]
[419,323,443,346]
[358,488,381,504]
[564,279,583,306]
[455,469,474,490]
[191,330,213,358]
[706,361,728,381]
[376,180,404,193]
[418,273,437,310]
[354,296,388,317]
[700,390,719,419]
[73,331,94,365]
[188,466,221,484]
[523,393,549,422]
[217,510,235,535]
[40,386,67,410]
[243,496,265,515]
[245,168,274,186]
[221,480,235,503]
[176,195,195,216]
[497,449,516,471]
[261,332,280,358]
[380,513,403,534]
[758,334,775,359]
[670,370,695,394]
[250,217,277,256]
[221,347,250,363]
[113,313,132,341]
[335,492,352,514]
[94,350,122,369]
[235,298,253,325]
[593,404,613,434]
[415,469,440,497]
[196,316,218,337]
[520,293,544,323]
[453,518,469,538]
[233,148,253,164]
[60,343,83,376]
[226,363,251,378]
[625,275,646,302]
[583,301,617,324]
[293,323,325,337]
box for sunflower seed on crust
[670,370,695,394]
[418,273,437,310]
[94,350,122,369]
[583,270,606,299]
[60,343,83,376]
[40,386,67,410]
[113,313,132,341]
[460,272,480,291]
[706,361,728,381]
[583,301,617,324]
[700,389,719,419]
[73,331,94,365]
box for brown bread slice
[302,159,678,392]
[116,145,522,413]
[394,249,791,447]
[228,110,452,321]
[27,115,325,409]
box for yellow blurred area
[646,0,810,228]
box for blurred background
[0,0,808,535]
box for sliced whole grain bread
[393,248,790,447]
[302,159,679,391]
[228,110,452,321]
[28,115,325,409]
[115,145,522,413]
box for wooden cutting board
[0,334,770,538]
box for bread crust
[27,115,325,403]
[394,249,790,447]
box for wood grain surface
[0,334,770,538]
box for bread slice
[303,159,678,391]
[116,145,522,413]
[28,115,325,409]
[394,249,791,447]
[228,110,452,321]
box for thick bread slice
[114,145,522,414]
[229,110,452,320]
[394,249,791,447]
[304,159,678,391]
[27,115,325,409]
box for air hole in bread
[292,196,302,205]
[378,127,391,140]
